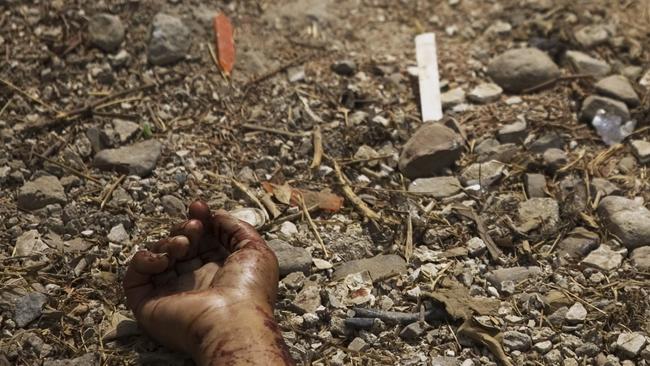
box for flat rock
[582,245,623,271]
[148,13,190,66]
[518,198,560,235]
[14,229,49,256]
[333,254,406,282]
[460,160,505,187]
[597,196,650,249]
[468,82,502,104]
[17,175,67,210]
[230,207,265,228]
[574,25,610,48]
[630,140,650,164]
[430,357,460,366]
[408,176,462,198]
[107,224,129,244]
[161,195,186,217]
[88,13,124,53]
[497,120,527,144]
[590,178,621,197]
[268,239,312,276]
[43,353,99,366]
[529,133,564,153]
[14,292,48,328]
[565,50,611,77]
[441,87,466,109]
[93,140,162,177]
[524,173,547,198]
[400,321,426,340]
[347,337,368,352]
[293,284,321,314]
[557,227,600,259]
[398,123,463,179]
[580,95,630,123]
[630,246,650,271]
[485,266,542,291]
[616,332,646,358]
[565,302,587,324]
[112,119,139,143]
[595,75,640,107]
[487,48,560,93]
[543,148,568,171]
[503,330,532,351]
[534,340,553,354]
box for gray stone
[468,83,503,104]
[548,306,568,326]
[529,133,564,153]
[354,145,380,167]
[400,321,426,340]
[564,359,579,366]
[161,195,185,217]
[565,50,611,77]
[621,66,643,81]
[229,207,265,228]
[292,284,321,314]
[595,75,640,107]
[485,266,542,290]
[268,239,312,276]
[430,356,460,366]
[503,330,532,351]
[597,196,650,249]
[408,176,462,199]
[467,237,487,257]
[557,227,600,259]
[88,13,124,53]
[591,178,621,197]
[148,13,191,66]
[398,123,463,179]
[107,224,129,244]
[279,221,298,239]
[576,343,601,357]
[524,173,547,198]
[333,254,406,282]
[441,87,466,109]
[331,60,356,76]
[347,337,368,352]
[544,349,563,364]
[518,198,560,235]
[640,69,650,89]
[43,353,99,366]
[534,340,553,354]
[630,246,650,271]
[460,160,505,187]
[112,119,139,143]
[575,25,611,48]
[287,65,305,82]
[565,302,587,324]
[497,121,527,144]
[616,332,646,358]
[630,140,650,164]
[487,48,560,93]
[580,95,630,123]
[93,140,162,177]
[17,175,67,210]
[14,230,49,257]
[582,245,623,271]
[543,148,568,171]
[14,292,48,328]
[476,141,518,163]
[618,156,637,174]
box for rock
[640,69,650,89]
[597,196,650,249]
[543,148,568,171]
[43,353,98,366]
[161,195,185,217]
[441,87,466,109]
[630,246,650,271]
[485,266,542,291]
[108,49,130,68]
[14,230,49,256]
[468,82,503,104]
[564,50,611,77]
[408,176,462,198]
[565,302,587,324]
[534,340,553,354]
[112,119,139,143]
[497,121,527,144]
[630,140,650,164]
[287,65,305,83]
[293,284,321,315]
[268,239,312,276]
[107,224,129,244]
[354,145,380,167]
[548,306,569,326]
[557,227,600,259]
[524,173,547,198]
[93,140,162,177]
[333,254,406,282]
[460,160,505,187]
[279,221,298,239]
[87,13,124,53]
[229,207,265,228]
[595,75,640,107]
[398,123,464,179]
[467,237,487,257]
[431,357,460,366]
[582,245,623,271]
[400,321,426,340]
[17,175,67,210]
[476,140,518,163]
[591,178,621,197]
[517,198,560,235]
[579,95,630,123]
[618,156,637,173]
[347,337,368,352]
[487,48,560,93]
[616,332,646,358]
[575,25,610,48]
[529,133,564,153]
[544,349,563,364]
[148,13,190,66]
[14,292,48,328]
[331,60,356,76]
[503,330,532,351]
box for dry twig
[310,125,323,169]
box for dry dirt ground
[1,0,650,365]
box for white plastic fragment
[415,33,443,122]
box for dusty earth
[1,0,650,365]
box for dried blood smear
[213,13,235,75]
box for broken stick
[309,125,323,169]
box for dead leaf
[213,13,235,75]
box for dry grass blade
[0,77,58,112]
[404,212,413,262]
[588,144,623,176]
[331,158,381,222]
[453,205,505,262]
[310,125,323,169]
[100,175,126,209]
[297,194,329,258]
